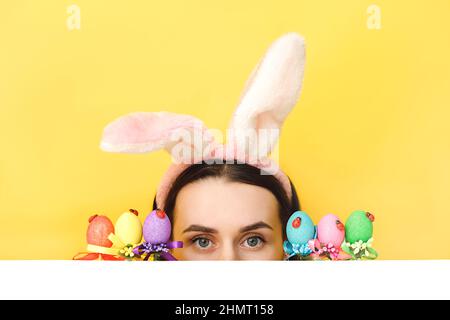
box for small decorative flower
[119,244,136,259]
[309,241,341,260]
[342,238,377,260]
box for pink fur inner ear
[100,112,211,154]
[228,32,306,158]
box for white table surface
[0,260,448,299]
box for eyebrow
[183,225,218,234]
[239,221,273,233]
[182,221,273,234]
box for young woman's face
[172,177,285,260]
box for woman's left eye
[242,236,264,249]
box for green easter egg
[345,210,373,244]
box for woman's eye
[243,236,264,249]
[193,238,212,249]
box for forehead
[173,177,280,229]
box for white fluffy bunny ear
[228,33,306,159]
[100,112,215,164]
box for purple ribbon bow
[133,241,183,261]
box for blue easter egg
[286,211,315,245]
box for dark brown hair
[152,161,300,238]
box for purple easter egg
[143,210,171,244]
[317,214,345,247]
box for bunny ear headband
[100,32,306,210]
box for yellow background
[1,1,449,259]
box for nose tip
[219,251,238,261]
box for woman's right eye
[193,237,212,249]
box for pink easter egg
[317,214,345,247]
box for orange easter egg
[86,215,115,247]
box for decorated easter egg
[143,209,171,244]
[86,215,115,247]
[115,209,143,245]
[286,211,315,245]
[345,210,374,244]
[317,214,345,247]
